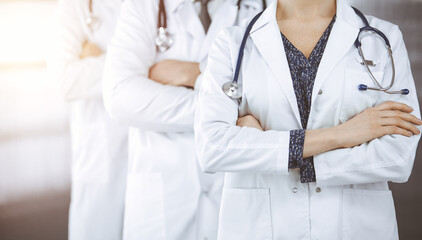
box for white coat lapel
[198,0,238,61]
[176,1,205,47]
[311,0,360,105]
[250,1,302,127]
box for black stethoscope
[223,7,409,99]
[352,7,408,95]
[86,0,101,32]
[155,0,267,53]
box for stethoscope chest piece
[222,82,242,99]
[155,27,173,52]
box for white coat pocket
[340,69,384,123]
[342,188,398,240]
[218,188,272,240]
[123,173,165,240]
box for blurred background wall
[0,0,420,239]
[0,0,71,239]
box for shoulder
[364,15,404,48]
[225,25,248,45]
[366,15,400,35]
[210,25,247,59]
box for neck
[277,0,336,21]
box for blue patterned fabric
[284,16,336,183]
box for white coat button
[204,237,208,240]
[316,187,321,193]
[318,89,323,95]
[292,187,298,193]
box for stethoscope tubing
[89,0,93,13]
[158,0,167,29]
[223,6,409,99]
[233,11,263,84]
[352,7,407,95]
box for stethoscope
[352,7,408,95]
[223,7,409,99]
[86,0,101,32]
[156,0,173,52]
[155,0,267,53]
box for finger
[380,110,422,125]
[381,126,413,137]
[374,101,413,113]
[378,118,420,135]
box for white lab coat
[103,0,267,239]
[51,0,128,239]
[195,1,420,239]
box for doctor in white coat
[103,0,268,239]
[51,0,127,239]
[195,0,421,239]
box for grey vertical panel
[347,1,422,239]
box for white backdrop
[0,1,71,204]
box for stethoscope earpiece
[401,89,410,95]
[358,84,368,91]
[358,84,409,95]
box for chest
[238,36,388,131]
[154,4,205,63]
[79,0,121,51]
[277,17,335,58]
[155,1,262,63]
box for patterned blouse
[284,16,336,183]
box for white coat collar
[250,0,361,33]
[248,0,361,127]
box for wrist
[185,62,200,87]
[329,125,345,149]
[323,126,344,150]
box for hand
[80,41,102,59]
[335,101,422,148]
[237,115,264,131]
[149,59,200,88]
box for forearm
[58,54,106,101]
[303,127,340,158]
[149,60,200,88]
[314,132,419,186]
[104,70,197,132]
[51,0,105,101]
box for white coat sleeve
[103,0,197,133]
[194,29,290,174]
[314,26,421,187]
[50,0,105,101]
